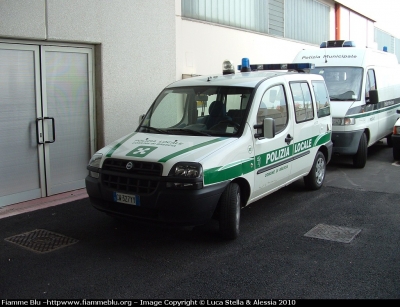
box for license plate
[113,192,140,206]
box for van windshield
[138,86,253,136]
[310,67,363,101]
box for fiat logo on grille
[126,162,133,170]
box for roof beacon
[222,60,235,75]
[240,58,251,72]
[320,40,356,48]
[237,62,315,73]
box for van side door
[365,68,380,144]
[253,83,294,199]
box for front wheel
[219,182,241,240]
[304,151,326,190]
[353,133,367,168]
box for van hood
[99,132,236,164]
[330,100,357,117]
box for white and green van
[293,40,400,168]
[85,60,333,239]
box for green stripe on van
[314,132,332,146]
[204,158,254,185]
[348,102,399,119]
[204,131,332,185]
[158,137,228,163]
[106,132,137,157]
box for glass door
[0,43,94,207]
[0,43,45,207]
[41,46,94,196]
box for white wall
[338,6,376,48]
[0,0,177,147]
[175,0,334,79]
[176,19,320,78]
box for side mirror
[254,118,275,138]
[368,89,379,105]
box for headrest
[209,101,224,117]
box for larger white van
[85,60,333,239]
[293,40,400,168]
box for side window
[258,84,288,134]
[290,82,314,123]
[312,81,331,118]
[365,69,376,101]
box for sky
[339,0,400,37]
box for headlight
[167,162,203,189]
[88,153,103,178]
[173,164,202,177]
[332,117,355,126]
[394,126,400,135]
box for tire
[219,182,241,240]
[387,134,393,147]
[353,133,367,168]
[304,151,326,190]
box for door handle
[36,117,44,144]
[285,134,293,145]
[36,117,55,144]
[44,117,56,143]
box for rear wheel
[219,182,241,240]
[304,151,326,190]
[353,133,367,168]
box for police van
[85,59,333,239]
[293,40,400,168]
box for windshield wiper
[166,128,211,136]
[330,97,348,101]
[330,91,357,101]
[330,97,356,101]
[139,125,167,134]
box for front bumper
[331,129,364,155]
[85,175,229,226]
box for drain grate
[304,223,361,243]
[4,229,79,253]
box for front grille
[101,158,163,194]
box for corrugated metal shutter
[182,0,269,34]
[269,0,284,36]
[285,0,329,45]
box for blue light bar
[237,63,315,73]
[240,58,251,72]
